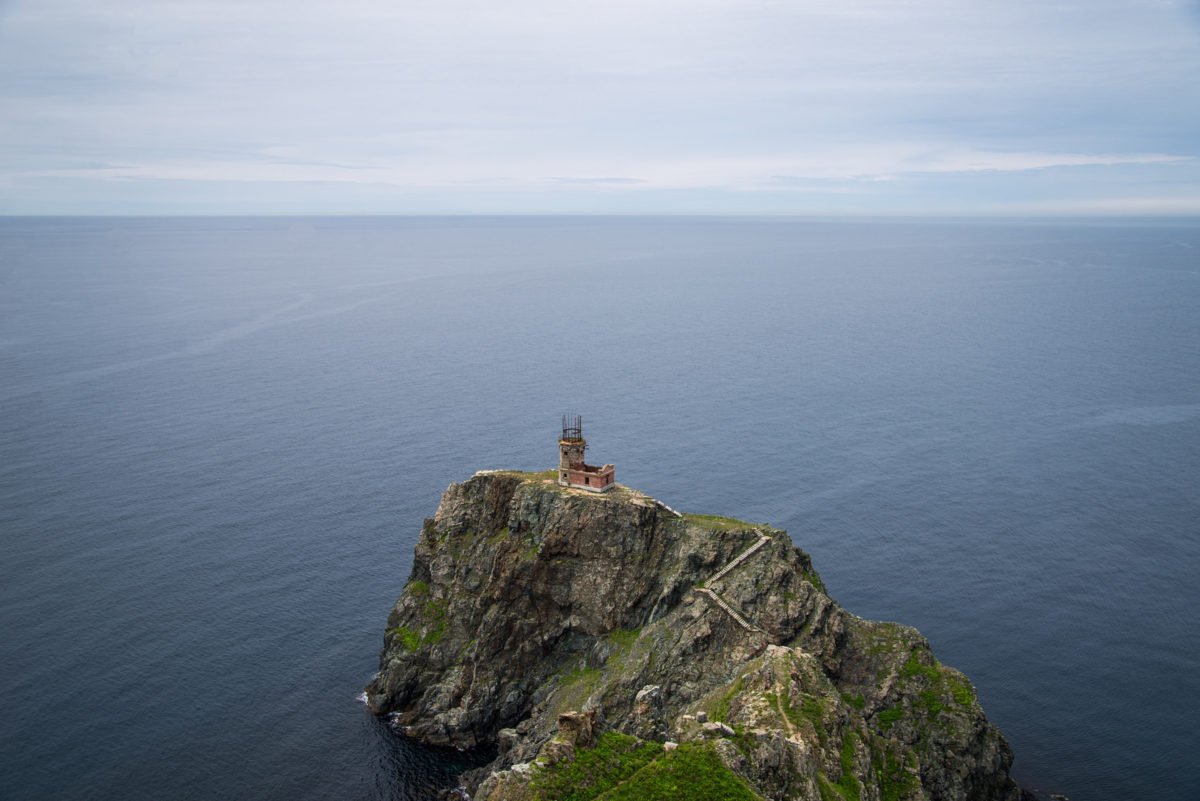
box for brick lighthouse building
[558,414,615,492]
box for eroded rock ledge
[366,471,1019,801]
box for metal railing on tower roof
[561,414,583,442]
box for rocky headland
[365,471,1020,801]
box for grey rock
[366,471,1020,801]
[496,728,519,754]
[537,738,574,766]
[702,721,735,737]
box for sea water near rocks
[1,216,1197,801]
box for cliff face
[366,471,1019,801]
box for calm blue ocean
[1,217,1197,801]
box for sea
[1,217,1197,801]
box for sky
[1,0,1199,215]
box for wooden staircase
[697,529,772,632]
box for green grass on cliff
[681,513,760,531]
[530,734,757,801]
[594,743,759,801]
[529,732,660,801]
[875,746,921,801]
[817,736,864,801]
[800,568,828,594]
[774,689,829,746]
[605,628,641,649]
[390,626,421,651]
[711,677,745,723]
[833,734,863,801]
[842,693,866,710]
[896,649,975,718]
[870,649,978,737]
[948,675,973,706]
[421,598,449,644]
[900,651,939,681]
[876,706,904,728]
[563,666,602,687]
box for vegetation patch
[948,675,973,707]
[858,623,909,656]
[423,598,447,619]
[407,580,429,597]
[419,599,449,644]
[895,650,958,718]
[530,732,661,801]
[774,690,801,729]
[817,775,840,801]
[563,665,602,687]
[423,620,447,645]
[729,725,762,757]
[517,535,542,562]
[836,733,863,801]
[593,742,758,801]
[711,677,746,723]
[818,772,859,801]
[547,660,605,718]
[603,628,649,677]
[774,688,828,745]
[917,687,945,717]
[817,744,863,801]
[391,626,421,652]
[900,651,939,682]
[842,693,866,710]
[801,696,828,739]
[876,706,904,729]
[606,628,641,649]
[876,747,920,801]
[801,569,827,594]
[682,513,762,532]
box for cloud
[13,148,1190,191]
[0,0,1198,213]
[550,178,645,185]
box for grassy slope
[596,744,759,801]
[530,734,758,801]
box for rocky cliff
[366,471,1020,801]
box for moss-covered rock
[365,471,1018,800]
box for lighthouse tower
[558,414,586,484]
[558,415,615,492]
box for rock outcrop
[366,471,1019,801]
